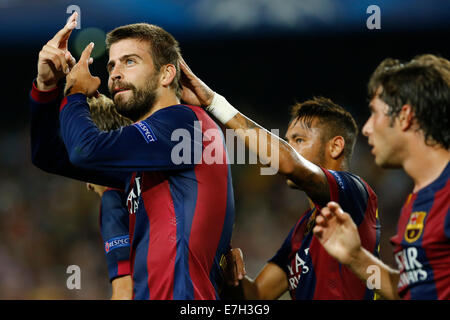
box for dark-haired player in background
[314,54,450,300]
[179,60,380,299]
[30,16,235,299]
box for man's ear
[398,104,414,131]
[329,136,345,160]
[160,64,177,88]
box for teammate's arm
[241,263,289,300]
[30,83,128,188]
[97,188,132,299]
[179,58,329,204]
[314,201,401,300]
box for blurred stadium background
[0,0,449,299]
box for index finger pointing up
[48,12,78,47]
[80,42,95,65]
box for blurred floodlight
[73,27,106,59]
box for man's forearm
[348,247,400,300]
[206,93,299,174]
[111,275,133,300]
[224,110,323,189]
[225,112,301,175]
[209,96,327,200]
[240,276,262,300]
[30,84,126,188]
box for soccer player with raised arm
[179,59,380,299]
[313,55,450,300]
[30,17,235,299]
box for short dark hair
[106,23,182,99]
[290,97,358,161]
[368,54,450,149]
[88,94,133,131]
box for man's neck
[403,140,450,193]
[324,157,347,172]
[138,94,181,121]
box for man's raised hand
[65,42,100,97]
[179,56,214,107]
[36,12,78,91]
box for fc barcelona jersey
[269,169,380,299]
[29,84,235,300]
[390,162,450,300]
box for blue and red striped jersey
[99,188,130,282]
[29,85,235,300]
[269,168,380,299]
[390,162,450,300]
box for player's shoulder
[427,161,450,192]
[325,169,372,192]
[150,104,200,119]
[414,162,450,205]
[139,104,200,130]
[325,169,377,208]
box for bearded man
[30,20,235,300]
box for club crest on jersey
[404,211,427,243]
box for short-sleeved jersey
[269,169,380,300]
[390,162,450,300]
[29,85,235,300]
[99,188,130,282]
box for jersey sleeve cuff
[109,260,131,281]
[30,80,60,103]
[60,93,87,112]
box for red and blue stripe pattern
[391,162,450,300]
[129,106,234,300]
